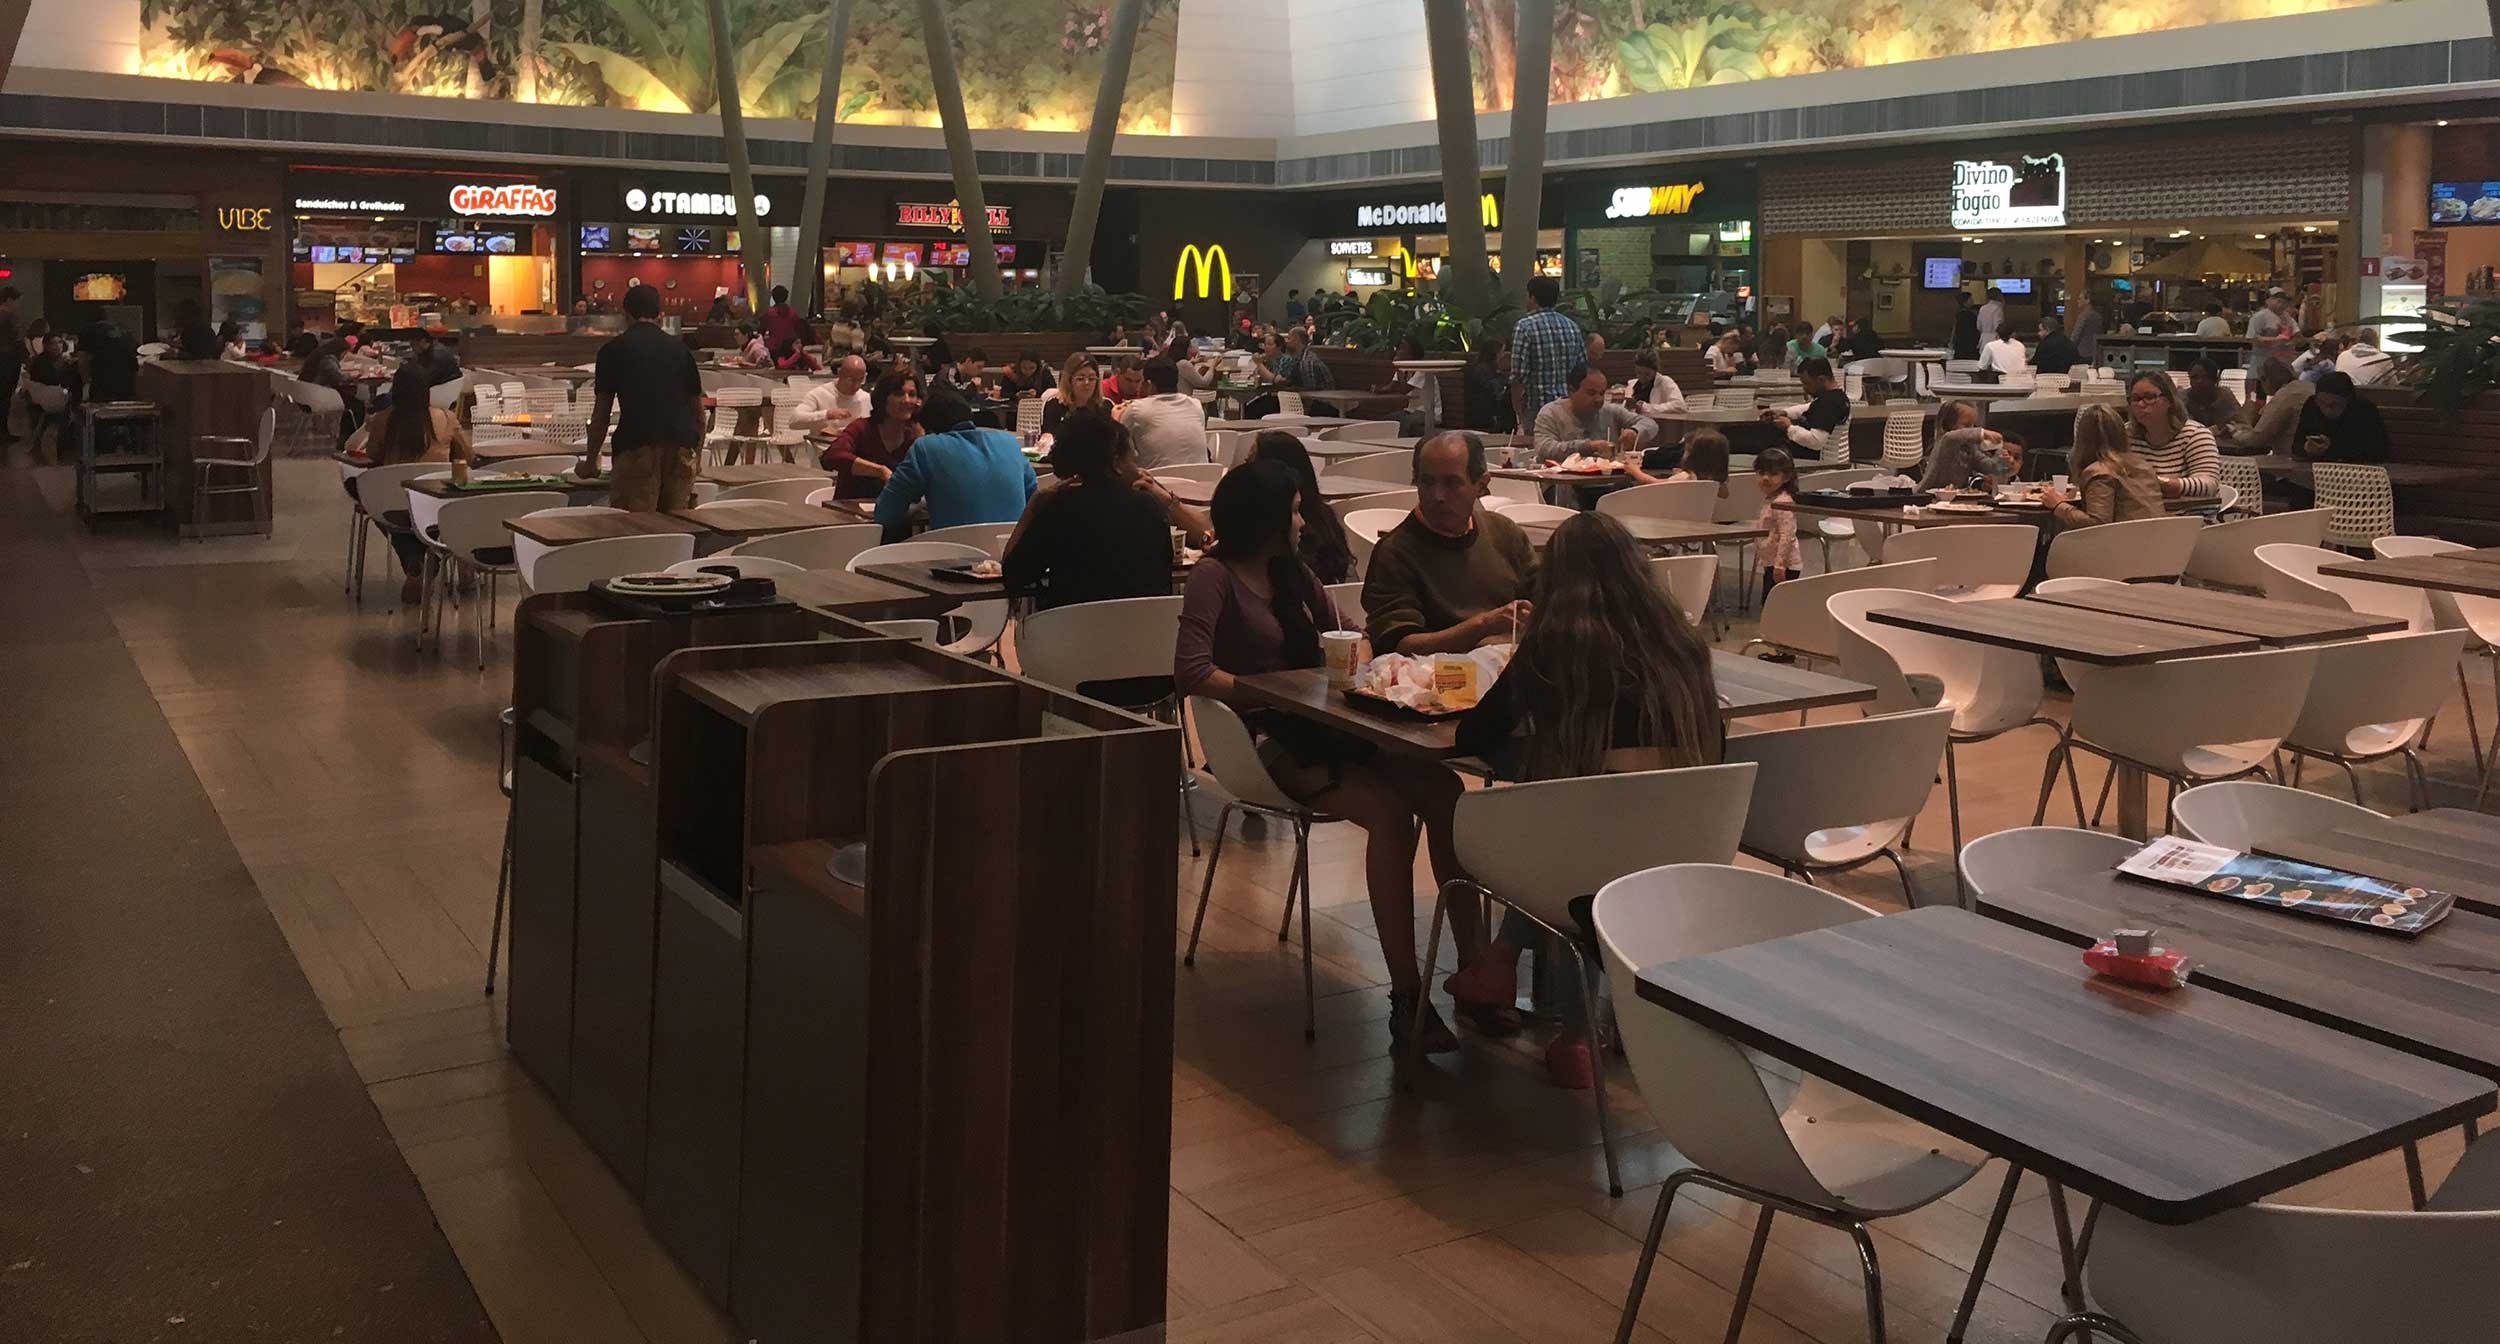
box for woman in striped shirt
[2124,370,2220,503]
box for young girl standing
[1754,446,1803,593]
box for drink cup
[1321,630,1362,687]
[1169,527,1187,564]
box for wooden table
[698,463,834,487]
[856,560,1012,603]
[2241,809,2500,919]
[1207,416,1359,431]
[1512,516,1768,550]
[2255,455,2491,488]
[1866,597,2261,665]
[469,439,581,464]
[2026,583,2406,645]
[2321,555,2500,600]
[1230,652,1874,763]
[1297,389,1405,415]
[1161,475,1383,505]
[1772,497,2038,531]
[668,500,844,538]
[1634,907,2493,1226]
[406,474,607,500]
[769,569,963,622]
[1976,863,2500,1084]
[504,510,705,545]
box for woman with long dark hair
[1175,460,1470,1053]
[345,362,470,602]
[818,366,921,497]
[1447,510,1722,1085]
[1245,429,1354,583]
[1002,413,1175,611]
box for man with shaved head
[791,353,871,434]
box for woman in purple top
[1175,461,1475,1054]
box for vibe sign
[1950,154,2067,229]
[1173,243,1232,301]
[1603,182,1708,219]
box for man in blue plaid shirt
[1508,275,1582,430]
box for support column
[1058,0,1145,298]
[1421,0,1490,312]
[1498,0,1553,300]
[918,0,1004,299]
[705,0,771,312]
[793,0,855,316]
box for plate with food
[1343,646,1512,718]
[2434,195,2471,224]
[2475,196,2500,223]
[604,571,733,598]
[1925,500,1997,514]
[1551,453,1620,475]
[933,558,1006,582]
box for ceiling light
[2438,120,2450,127]
[2302,225,2319,233]
[2253,233,2268,240]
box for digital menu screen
[2431,181,2500,225]
[625,226,664,253]
[432,227,521,254]
[995,243,1018,265]
[1994,277,2032,295]
[675,227,715,254]
[881,242,923,266]
[930,242,973,267]
[580,224,611,251]
[1922,257,1964,289]
[833,241,876,266]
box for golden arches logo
[1479,193,1500,229]
[1173,243,1232,301]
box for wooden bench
[2369,386,2500,545]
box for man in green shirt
[1362,432,1539,656]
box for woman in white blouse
[1626,349,1686,416]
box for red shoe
[1544,1034,1595,1090]
[1442,946,1518,1007]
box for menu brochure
[2114,836,2454,936]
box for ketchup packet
[2083,939,2191,991]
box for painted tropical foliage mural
[135,0,1182,132]
[1461,0,2388,108]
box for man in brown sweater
[1363,432,1539,655]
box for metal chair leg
[1295,819,1316,1043]
[1845,1220,1888,1344]
[1724,1208,1774,1344]
[1948,1165,2022,1343]
[1563,936,1624,1197]
[2405,1140,2429,1209]
[1408,880,1459,1060]
[1879,847,1918,910]
[1944,739,1968,908]
[1614,1170,1695,1344]
[484,798,513,994]
[2031,736,2071,826]
[1181,802,1233,966]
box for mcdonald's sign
[1350,193,1500,232]
[1173,243,1232,301]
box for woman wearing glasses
[2118,369,2220,503]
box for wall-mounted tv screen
[1993,277,2033,295]
[833,241,876,266]
[625,226,663,253]
[580,224,611,251]
[2431,181,2500,225]
[882,242,923,266]
[675,227,715,254]
[1921,257,1964,289]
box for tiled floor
[38,459,2479,1342]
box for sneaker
[1544,1034,1595,1090]
[1388,989,1459,1054]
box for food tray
[1800,489,1931,509]
[1342,686,1470,720]
[932,563,1005,583]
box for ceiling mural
[1461,0,2391,108]
[134,0,1182,132]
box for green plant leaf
[1616,29,1663,92]
[550,42,691,112]
[736,15,815,111]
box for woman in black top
[1244,430,1356,584]
[1462,342,1515,434]
[1040,354,1109,437]
[2294,371,2388,464]
[1003,413,1176,611]
[1446,510,1722,1087]
[1000,349,1056,400]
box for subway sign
[1603,182,1708,219]
[1173,243,1233,301]
[894,200,1014,232]
[1352,193,1500,231]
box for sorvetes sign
[624,187,773,219]
[1328,239,1376,257]
[1602,182,1708,219]
[894,200,1013,231]
[1950,154,2066,230]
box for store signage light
[1173,243,1233,301]
[1328,239,1376,256]
[447,183,558,217]
[624,187,772,218]
[894,200,1013,232]
[294,196,408,213]
[1603,182,1708,220]
[1353,194,1499,231]
[216,206,274,231]
[1949,154,2066,230]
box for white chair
[343,461,438,607]
[2043,514,2203,582]
[1798,467,1881,570]
[2279,630,2469,809]
[1497,502,1578,526]
[2216,456,2264,516]
[2211,484,2242,518]
[404,472,459,639]
[1879,409,1926,472]
[1723,707,1955,905]
[1342,508,1407,574]
[2254,542,2434,631]
[189,404,278,538]
[1413,765,1759,1194]
[1598,479,1718,525]
[274,377,347,453]
[1831,588,2064,902]
[1876,524,2033,601]
[435,491,567,668]
[713,477,830,505]
[1149,463,1227,483]
[1315,420,1401,443]
[866,618,941,644]
[708,386,764,465]
[849,541,1007,657]
[2052,1197,2500,1343]
[1743,558,1939,666]
[918,522,1014,558]
[2313,462,2395,552]
[488,454,583,477]
[1325,450,1409,483]
[661,555,803,579]
[1180,696,1343,1034]
[511,506,621,590]
[523,531,697,595]
[1961,826,2137,903]
[1275,390,1306,416]
[1207,428,1247,468]
[2183,509,2330,592]
[1330,489,1416,522]
[2378,535,2500,797]
[728,523,883,571]
[1324,580,1364,630]
[2033,646,2320,832]
[1596,864,1992,1344]
[2171,779,2383,852]
[427,380,462,411]
[1646,553,1717,626]
[687,481,723,504]
[1015,595,1183,703]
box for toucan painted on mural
[389,15,501,84]
[204,49,307,86]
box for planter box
[2369,382,2500,543]
[937,330,1102,370]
